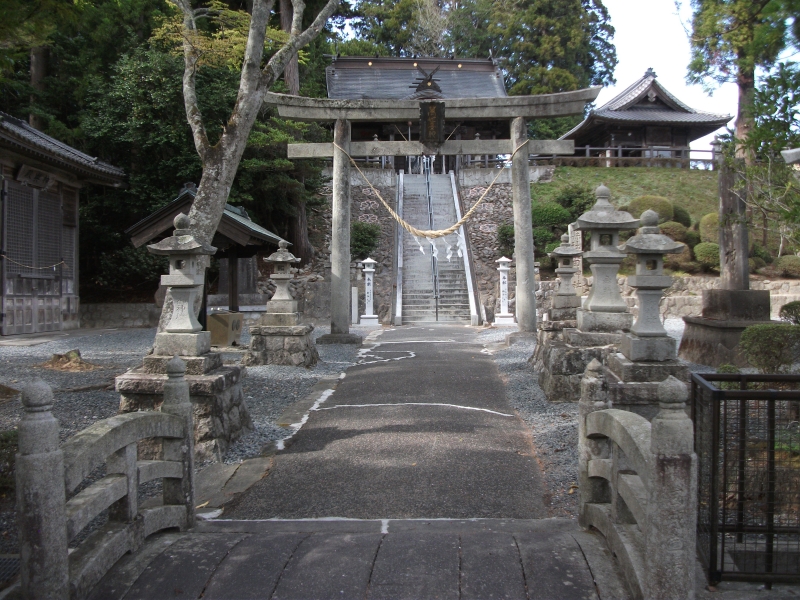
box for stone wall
[80,303,161,329]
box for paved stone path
[95,326,630,599]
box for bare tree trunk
[29,47,47,130]
[280,0,300,95]
[289,199,314,263]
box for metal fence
[692,373,800,586]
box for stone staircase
[400,174,472,324]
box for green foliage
[779,301,800,325]
[664,247,700,274]
[627,195,673,222]
[0,430,17,495]
[351,222,382,260]
[684,230,701,249]
[550,183,595,220]
[497,223,515,257]
[694,242,720,270]
[751,243,773,264]
[672,204,692,227]
[749,257,766,272]
[776,255,800,277]
[531,202,573,228]
[715,363,741,390]
[659,221,687,242]
[532,226,555,246]
[739,324,800,374]
[545,241,561,254]
[699,213,719,243]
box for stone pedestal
[678,289,772,367]
[549,294,581,321]
[244,324,319,367]
[116,347,252,461]
[604,353,689,420]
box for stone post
[360,258,379,325]
[493,256,515,325]
[320,118,361,344]
[578,360,611,529]
[511,117,537,333]
[718,163,749,291]
[16,380,69,600]
[643,376,697,600]
[161,356,195,527]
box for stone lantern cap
[496,256,512,266]
[620,210,685,255]
[549,233,582,259]
[264,240,301,266]
[147,213,217,256]
[574,184,639,231]
[361,257,377,268]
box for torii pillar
[318,119,362,344]
[510,117,537,335]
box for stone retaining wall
[80,303,161,329]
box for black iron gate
[692,373,800,586]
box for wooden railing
[578,360,698,599]
[16,356,195,600]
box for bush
[659,221,687,242]
[694,242,720,270]
[779,301,800,325]
[628,195,674,222]
[664,246,698,272]
[672,204,692,227]
[545,241,561,254]
[552,183,595,220]
[532,226,555,246]
[0,430,17,494]
[531,202,572,228]
[684,230,701,249]
[749,257,766,272]
[351,221,381,259]
[497,223,515,257]
[739,324,800,373]
[776,255,800,278]
[699,213,718,243]
[751,243,773,264]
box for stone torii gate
[264,88,600,341]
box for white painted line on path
[314,402,514,417]
[276,386,338,450]
[381,519,390,534]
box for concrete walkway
[94,326,630,599]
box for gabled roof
[561,69,732,142]
[126,184,286,250]
[326,56,507,100]
[0,112,125,185]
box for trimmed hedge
[739,324,800,373]
[672,204,692,227]
[684,230,701,249]
[659,220,687,242]
[779,301,800,325]
[628,195,674,222]
[749,257,766,272]
[351,221,382,259]
[776,255,800,278]
[531,202,572,228]
[694,242,720,269]
[699,213,718,243]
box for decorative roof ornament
[265,240,301,267]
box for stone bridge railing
[16,357,195,600]
[578,360,698,600]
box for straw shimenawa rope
[332,141,528,239]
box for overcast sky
[597,0,738,151]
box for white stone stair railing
[15,356,195,600]
[578,360,697,600]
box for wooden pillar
[719,163,749,290]
[331,119,351,334]
[511,117,537,332]
[228,255,239,312]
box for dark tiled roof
[561,69,731,141]
[0,112,125,183]
[326,57,507,100]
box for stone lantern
[574,184,639,332]
[548,233,583,321]
[264,240,301,321]
[360,258,379,326]
[618,210,684,361]
[147,213,216,355]
[494,256,515,325]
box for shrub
[779,301,800,325]
[553,183,595,220]
[699,213,718,243]
[497,223,514,257]
[0,430,17,494]
[531,202,572,228]
[664,246,696,272]
[739,324,800,373]
[532,226,555,246]
[749,257,766,272]
[694,242,720,270]
[751,243,773,264]
[351,221,381,259]
[628,195,674,222]
[544,241,561,254]
[716,363,741,390]
[659,221,687,242]
[684,230,701,249]
[776,255,800,278]
[672,204,692,227]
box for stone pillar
[494,256,515,325]
[643,376,697,600]
[161,356,195,527]
[360,258,379,325]
[16,380,69,600]
[511,117,537,333]
[319,119,362,344]
[577,360,611,529]
[718,163,749,291]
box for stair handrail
[423,157,440,321]
[394,170,405,325]
[449,172,480,325]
